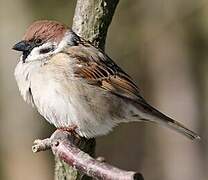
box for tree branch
[32,130,144,180]
[72,0,119,50]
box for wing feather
[64,44,143,101]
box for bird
[13,20,200,140]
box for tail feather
[165,118,200,140]
[134,100,200,140]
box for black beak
[12,41,35,63]
[12,41,32,52]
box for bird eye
[35,38,42,45]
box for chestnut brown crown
[23,20,68,43]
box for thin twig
[32,138,51,153]
[32,130,144,180]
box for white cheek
[24,37,69,62]
[25,42,57,62]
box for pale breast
[30,66,76,128]
[14,60,40,105]
[15,56,138,138]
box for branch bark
[32,130,144,180]
[72,0,119,50]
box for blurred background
[0,0,207,179]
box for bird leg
[59,125,77,132]
[58,125,80,139]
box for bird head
[12,20,79,63]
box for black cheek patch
[39,47,54,54]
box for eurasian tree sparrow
[13,20,199,139]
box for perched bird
[13,20,199,140]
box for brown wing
[64,43,144,101]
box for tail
[134,100,200,140]
[158,117,200,140]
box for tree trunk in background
[72,0,119,50]
[54,1,119,179]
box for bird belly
[30,71,138,138]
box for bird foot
[58,125,80,139]
[59,125,78,133]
